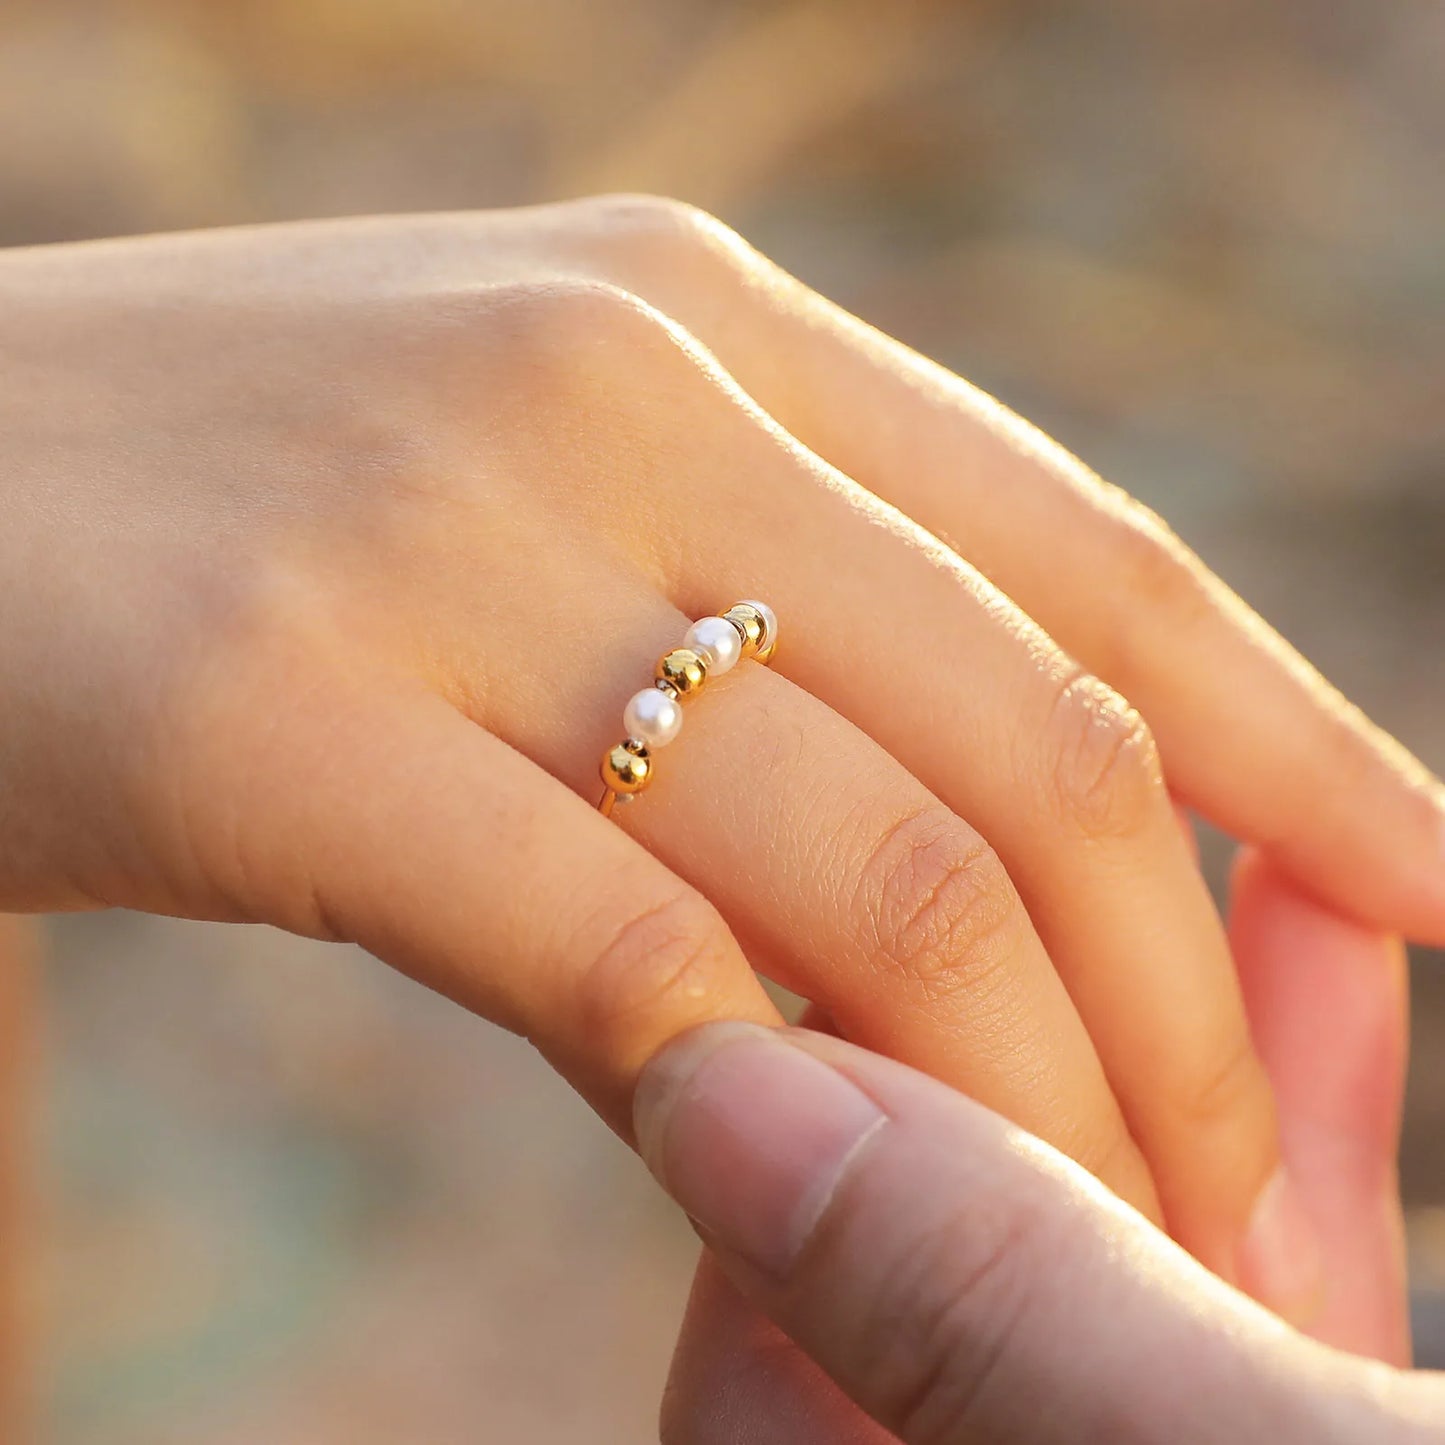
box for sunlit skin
[646,1015,1434,1443]
[0,197,1439,1366]
[660,856,1418,1440]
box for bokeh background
[2,0,1442,1439]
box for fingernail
[633,1022,886,1278]
[1236,1167,1325,1324]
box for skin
[643,860,1429,1441]
[0,195,1440,1345]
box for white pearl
[623,687,683,748]
[735,598,777,654]
[684,616,742,675]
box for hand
[1,197,1439,1303]
[644,861,1423,1443]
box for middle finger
[625,367,1286,1300]
[464,573,1158,1218]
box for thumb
[636,1022,1403,1444]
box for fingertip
[1228,847,1408,1117]
[1256,775,1445,949]
[633,1024,887,1281]
[1231,845,1409,984]
[1227,845,1412,1364]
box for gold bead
[601,740,652,794]
[722,605,764,657]
[722,603,778,661]
[656,647,708,697]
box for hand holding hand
[3,197,1440,1304]
[652,856,1421,1442]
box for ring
[598,600,779,818]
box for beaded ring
[598,600,778,817]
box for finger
[226,672,780,1134]
[581,196,1445,942]
[642,386,1280,1298]
[661,925,1413,1443]
[466,591,1155,1214]
[1173,801,1201,864]
[662,1254,889,1445]
[1229,848,1412,1364]
[363,276,1255,1273]
[662,1006,898,1445]
[636,1023,1390,1445]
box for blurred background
[1,0,1442,1439]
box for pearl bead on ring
[598,601,779,817]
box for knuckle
[502,275,715,418]
[1046,670,1166,841]
[575,882,737,1044]
[1172,1026,1273,1142]
[857,806,1022,998]
[578,191,749,278]
[386,276,682,424]
[1109,503,1218,643]
[845,1183,1066,1443]
[472,274,705,436]
[510,274,681,357]
[583,191,720,241]
[1082,1123,1157,1213]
